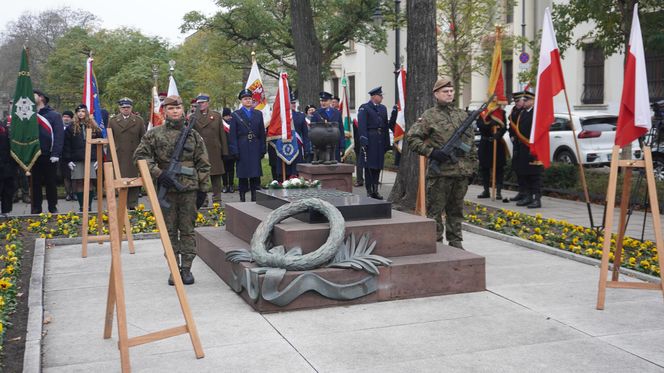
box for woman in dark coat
[62,104,101,211]
[228,89,266,202]
[0,119,17,216]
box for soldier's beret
[62,110,74,118]
[158,92,168,98]
[432,77,453,92]
[196,93,210,103]
[190,98,197,104]
[319,91,332,100]
[162,95,183,106]
[368,87,383,96]
[222,107,231,116]
[75,104,87,112]
[118,97,133,107]
[289,91,297,102]
[238,89,253,99]
[33,89,49,104]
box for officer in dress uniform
[108,98,146,209]
[192,93,228,207]
[476,102,508,199]
[357,86,390,199]
[512,91,543,208]
[312,91,345,161]
[290,91,311,175]
[507,91,527,201]
[228,89,266,202]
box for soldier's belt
[244,132,256,140]
[179,166,195,176]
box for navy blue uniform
[228,108,265,200]
[357,101,389,196]
[313,107,344,161]
[476,109,507,197]
[32,105,64,214]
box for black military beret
[33,89,49,104]
[368,87,383,96]
[238,89,253,100]
[319,91,332,100]
[75,104,88,112]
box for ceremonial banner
[83,57,107,138]
[246,59,271,126]
[267,72,299,164]
[615,4,650,147]
[393,68,406,152]
[530,7,566,168]
[167,75,179,97]
[339,76,354,160]
[10,47,41,172]
[148,86,164,131]
[480,28,507,125]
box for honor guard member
[507,91,527,202]
[407,77,478,249]
[228,89,266,202]
[357,86,390,199]
[108,98,146,209]
[313,91,345,161]
[476,101,508,199]
[290,91,311,175]
[133,95,211,285]
[331,96,340,110]
[512,90,543,208]
[221,108,236,193]
[192,93,229,206]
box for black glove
[157,172,176,189]
[429,149,448,163]
[493,132,503,141]
[196,191,207,209]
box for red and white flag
[394,67,406,152]
[246,59,271,126]
[147,86,164,131]
[530,7,566,168]
[266,72,293,141]
[615,4,650,147]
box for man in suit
[228,89,266,202]
[357,87,390,199]
[192,93,228,206]
[108,98,146,209]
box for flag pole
[563,88,595,228]
[281,160,286,183]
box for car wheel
[555,149,577,164]
[653,155,664,182]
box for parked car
[473,111,641,167]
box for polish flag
[394,67,406,152]
[530,7,566,168]
[615,4,650,147]
[147,86,163,131]
[266,72,293,141]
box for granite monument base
[296,163,355,192]
[195,202,486,313]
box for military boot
[448,241,465,250]
[510,192,525,201]
[516,194,533,206]
[250,190,257,202]
[477,188,490,198]
[181,268,195,285]
[372,185,384,200]
[527,194,542,209]
[168,269,178,286]
[240,192,246,202]
[496,187,503,200]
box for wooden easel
[415,155,426,217]
[102,160,204,372]
[596,146,664,309]
[81,128,135,257]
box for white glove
[93,161,98,170]
[50,156,59,163]
[67,162,75,171]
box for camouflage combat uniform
[407,102,477,245]
[133,118,211,269]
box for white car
[548,112,641,166]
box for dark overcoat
[357,101,389,169]
[193,110,228,175]
[477,109,507,168]
[512,108,542,175]
[108,113,145,178]
[229,108,265,178]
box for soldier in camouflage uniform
[133,95,211,285]
[407,77,478,249]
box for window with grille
[582,44,604,104]
[646,51,664,102]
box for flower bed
[464,202,659,276]
[0,220,22,353]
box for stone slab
[224,202,437,257]
[255,189,392,222]
[196,228,485,313]
[297,163,355,192]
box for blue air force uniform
[312,91,345,161]
[357,87,390,199]
[229,89,265,201]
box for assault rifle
[157,112,198,208]
[429,96,494,173]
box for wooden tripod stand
[596,146,664,309]
[102,160,204,372]
[81,128,135,257]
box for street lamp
[168,59,176,76]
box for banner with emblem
[339,75,354,161]
[148,86,164,131]
[83,57,106,138]
[246,55,272,127]
[10,47,41,172]
[267,72,299,165]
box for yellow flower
[640,260,651,269]
[3,265,14,275]
[629,257,636,266]
[0,278,12,290]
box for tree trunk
[388,0,438,211]
[290,0,323,107]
